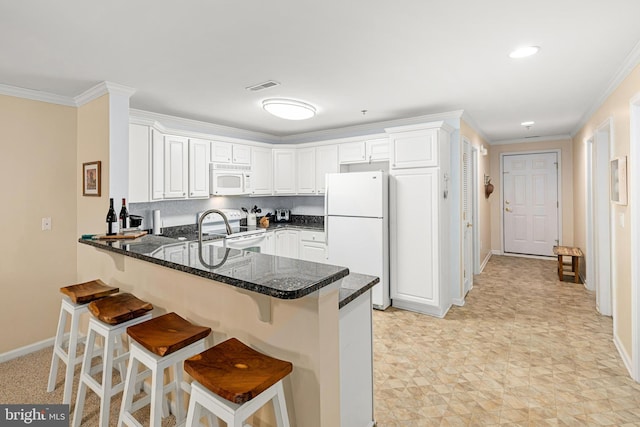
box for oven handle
[225,234,266,247]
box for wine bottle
[119,198,129,230]
[106,198,117,236]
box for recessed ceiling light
[509,46,540,59]
[521,121,535,126]
[262,98,317,120]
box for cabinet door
[275,229,299,258]
[390,129,438,169]
[164,135,188,199]
[366,138,389,162]
[162,243,189,264]
[251,147,273,195]
[188,138,210,198]
[232,144,251,165]
[300,241,326,263]
[151,129,165,200]
[390,168,439,308]
[315,145,339,194]
[262,231,275,255]
[273,149,296,195]
[296,147,316,194]
[129,124,151,203]
[339,141,366,164]
[211,141,232,163]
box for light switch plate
[42,217,51,231]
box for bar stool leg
[62,305,82,404]
[73,327,97,427]
[173,361,186,422]
[273,381,290,427]
[150,365,164,427]
[47,303,67,393]
[99,334,115,427]
[118,357,139,427]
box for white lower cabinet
[262,231,275,255]
[159,242,189,264]
[299,230,326,263]
[390,168,448,317]
[275,229,299,258]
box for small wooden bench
[553,246,583,283]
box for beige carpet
[1,255,640,426]
[373,255,640,426]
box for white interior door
[594,124,612,316]
[503,152,559,256]
[462,139,473,294]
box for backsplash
[130,195,324,230]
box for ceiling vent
[246,80,280,91]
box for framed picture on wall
[610,156,627,205]
[83,161,101,196]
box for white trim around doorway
[630,93,640,382]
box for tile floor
[372,255,640,426]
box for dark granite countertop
[79,235,348,301]
[338,273,379,309]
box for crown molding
[572,38,640,137]
[74,81,136,106]
[0,83,76,106]
[460,111,491,144]
[129,108,280,144]
[279,110,464,144]
[491,134,572,146]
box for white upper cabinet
[151,129,165,200]
[188,138,210,198]
[273,149,296,195]
[339,141,366,164]
[211,141,232,163]
[251,146,273,195]
[366,138,389,162]
[388,128,438,169]
[232,144,251,165]
[315,145,339,194]
[163,135,189,199]
[211,141,251,165]
[128,124,151,203]
[296,147,316,194]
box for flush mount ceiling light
[262,98,317,120]
[509,46,540,59]
[521,121,535,126]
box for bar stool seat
[47,279,119,404]
[119,312,211,427]
[184,338,293,427]
[73,293,153,427]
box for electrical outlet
[42,217,51,231]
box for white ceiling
[2,0,640,142]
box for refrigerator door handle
[324,181,329,248]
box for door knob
[466,222,473,228]
[505,207,512,212]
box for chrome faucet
[197,209,233,269]
[198,209,233,243]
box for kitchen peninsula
[78,234,378,427]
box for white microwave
[209,163,252,196]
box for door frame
[499,149,562,256]
[584,136,595,291]
[630,93,640,381]
[587,118,613,317]
[472,145,481,274]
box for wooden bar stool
[72,293,153,427]
[47,279,119,404]
[184,338,293,427]
[118,312,211,427]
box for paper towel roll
[152,210,162,235]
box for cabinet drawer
[300,230,326,243]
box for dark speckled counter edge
[79,238,348,300]
[338,273,380,309]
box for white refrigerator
[325,171,390,309]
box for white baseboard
[491,249,502,255]
[0,337,55,363]
[392,300,450,318]
[614,333,633,379]
[452,298,465,306]
[480,251,493,272]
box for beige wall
[489,139,574,251]
[0,95,77,353]
[460,120,492,268]
[572,64,640,360]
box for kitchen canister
[152,209,162,235]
